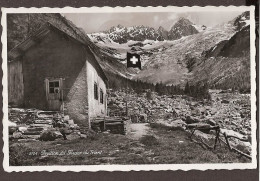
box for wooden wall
[8,60,24,106]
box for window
[49,81,60,94]
[100,88,104,104]
[94,82,98,100]
[45,78,62,101]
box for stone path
[127,123,151,140]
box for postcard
[1,6,256,172]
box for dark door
[45,78,62,110]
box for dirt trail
[127,123,151,140]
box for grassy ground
[9,123,249,166]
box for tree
[184,82,191,95]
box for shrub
[39,130,57,141]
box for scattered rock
[18,126,28,133]
[66,132,80,140]
[185,116,200,124]
[67,120,74,125]
[13,131,23,139]
[8,120,17,127]
[221,99,229,104]
[9,127,17,135]
[206,119,216,126]
[80,134,87,139]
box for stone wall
[64,63,89,129]
[21,30,87,110]
[87,61,107,118]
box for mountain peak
[116,24,124,29]
[168,17,198,40]
[158,26,165,31]
[230,11,250,31]
[157,26,168,39]
[175,17,194,26]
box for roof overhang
[8,22,108,84]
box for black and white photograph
[1,6,256,172]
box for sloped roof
[8,22,108,82]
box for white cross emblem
[130,56,139,64]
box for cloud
[153,15,159,23]
[168,13,178,21]
[64,11,244,33]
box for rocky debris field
[7,88,252,159]
[108,89,252,155]
[8,109,89,142]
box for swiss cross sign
[127,52,141,70]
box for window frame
[49,80,60,94]
[100,88,104,104]
[94,82,98,100]
[45,78,62,101]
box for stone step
[23,130,42,135]
[34,119,52,124]
[27,127,44,132]
[30,124,53,128]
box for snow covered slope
[88,12,250,89]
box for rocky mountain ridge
[88,11,250,88]
[89,17,204,44]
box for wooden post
[224,133,232,151]
[189,129,196,140]
[126,78,128,117]
[214,129,220,150]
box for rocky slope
[88,11,250,89]
[88,17,205,80]
[192,25,250,91]
[134,24,235,85]
[133,12,250,88]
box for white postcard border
[1,6,257,172]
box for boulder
[80,134,87,139]
[13,131,23,139]
[206,119,216,126]
[18,126,28,133]
[157,119,186,131]
[170,119,186,130]
[221,99,230,104]
[191,108,201,116]
[66,132,80,140]
[140,113,148,122]
[193,130,215,141]
[185,115,200,124]
[67,119,74,125]
[53,131,63,138]
[9,127,17,135]
[63,115,70,121]
[8,120,17,127]
[39,129,57,141]
[220,128,248,141]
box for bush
[39,130,57,141]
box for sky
[63,11,244,33]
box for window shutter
[45,79,49,100]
